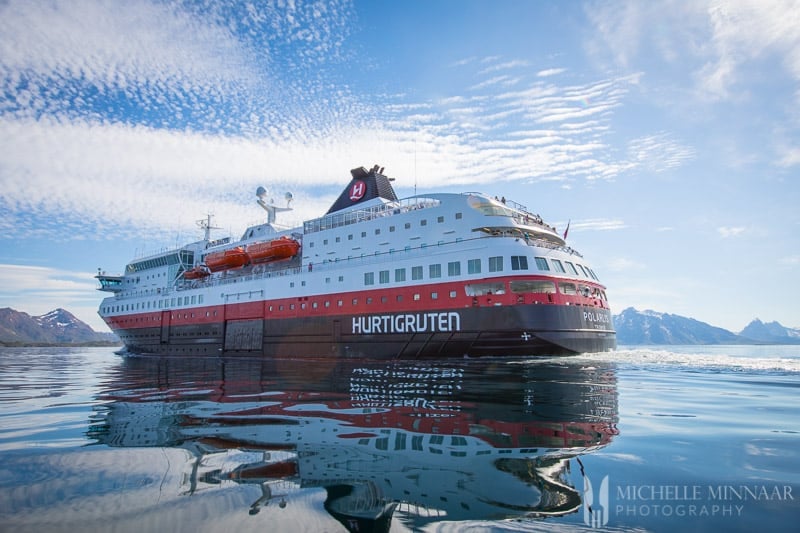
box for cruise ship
[96,164,616,358]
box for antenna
[256,187,293,225]
[196,214,220,241]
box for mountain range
[0,308,118,346]
[613,307,800,345]
[1,306,799,347]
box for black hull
[113,305,615,359]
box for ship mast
[196,214,220,242]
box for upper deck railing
[303,197,440,234]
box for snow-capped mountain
[0,307,118,345]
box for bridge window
[488,256,503,272]
[551,259,566,273]
[429,264,442,278]
[534,257,550,271]
[510,280,556,294]
[559,282,577,295]
[511,256,528,270]
[468,258,481,274]
[564,261,579,275]
[364,272,375,285]
[465,282,505,296]
[448,261,461,276]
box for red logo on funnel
[349,180,366,201]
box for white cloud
[717,226,747,238]
[585,0,800,100]
[537,68,567,77]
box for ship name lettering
[352,312,461,335]
[583,310,610,323]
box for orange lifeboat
[183,265,210,279]
[246,237,300,264]
[204,247,249,272]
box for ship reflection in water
[88,357,618,531]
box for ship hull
[111,304,615,359]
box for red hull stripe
[104,275,608,331]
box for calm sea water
[0,345,798,532]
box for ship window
[412,435,423,451]
[564,261,579,275]
[413,293,420,301]
[587,267,599,281]
[325,277,330,283]
[468,258,481,274]
[534,257,550,271]
[455,212,462,219]
[577,264,588,277]
[352,298,358,305]
[395,268,406,282]
[290,304,295,310]
[323,239,328,245]
[309,242,314,248]
[449,290,457,298]
[412,266,423,280]
[421,219,427,226]
[511,256,528,270]
[429,264,442,278]
[431,292,438,299]
[390,226,395,232]
[335,237,340,243]
[191,295,196,304]
[510,280,556,294]
[551,259,566,273]
[338,276,344,282]
[177,297,183,305]
[348,234,353,240]
[396,295,403,302]
[338,300,343,307]
[465,282,505,296]
[381,296,388,303]
[375,229,380,235]
[379,270,389,284]
[448,261,461,276]
[198,295,203,303]
[364,272,375,285]
[312,302,318,309]
[361,231,366,238]
[279,305,284,311]
[488,256,503,272]
[437,216,444,223]
[560,282,578,295]
[405,222,411,229]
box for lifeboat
[183,265,210,280]
[246,237,300,264]
[204,247,249,272]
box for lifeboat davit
[246,237,300,264]
[204,247,249,272]
[183,265,210,279]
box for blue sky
[1,0,798,333]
